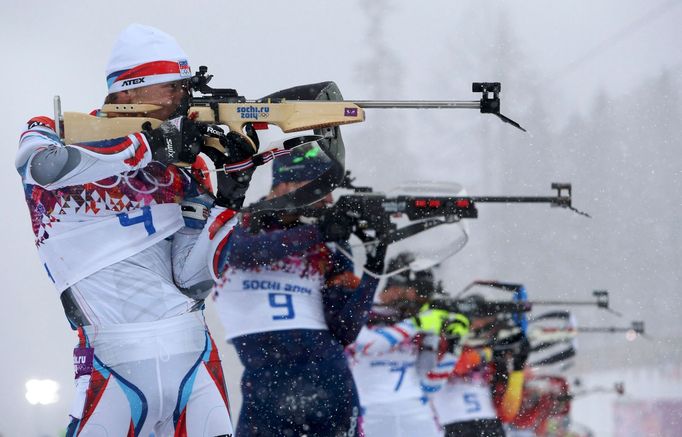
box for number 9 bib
[213,269,328,340]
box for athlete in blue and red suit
[16,24,255,436]
[347,253,470,437]
[205,148,386,437]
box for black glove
[364,241,387,275]
[318,209,353,242]
[216,167,254,210]
[197,123,258,158]
[199,127,258,210]
[143,117,202,164]
[512,333,531,371]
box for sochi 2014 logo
[236,106,270,120]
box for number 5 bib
[432,375,497,424]
[213,269,328,340]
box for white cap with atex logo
[105,23,191,93]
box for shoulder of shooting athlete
[21,110,149,157]
[18,115,53,144]
[17,116,55,166]
[26,115,56,130]
[19,115,57,144]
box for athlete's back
[213,217,380,437]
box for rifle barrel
[532,300,600,306]
[577,327,629,333]
[353,100,481,109]
[468,196,567,203]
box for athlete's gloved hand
[143,117,202,164]
[364,241,387,275]
[318,209,354,242]
[413,306,469,338]
[215,131,257,210]
[413,306,449,336]
[197,123,258,160]
[443,313,470,339]
[199,126,259,210]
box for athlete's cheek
[167,91,185,107]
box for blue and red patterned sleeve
[220,223,324,270]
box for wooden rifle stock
[62,101,365,147]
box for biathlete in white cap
[16,23,255,436]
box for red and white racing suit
[16,115,235,436]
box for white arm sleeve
[17,120,151,188]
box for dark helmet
[385,252,439,299]
[271,144,332,187]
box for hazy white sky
[1,1,680,434]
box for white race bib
[432,375,497,424]
[214,269,328,339]
[351,347,424,405]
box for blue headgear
[272,145,331,186]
